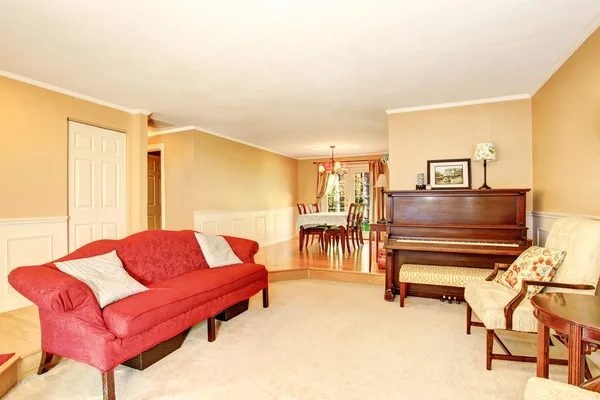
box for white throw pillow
[55,250,148,308]
[194,232,244,268]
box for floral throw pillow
[495,246,566,299]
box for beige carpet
[5,280,577,400]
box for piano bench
[398,264,494,308]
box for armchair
[465,217,600,370]
[525,376,600,399]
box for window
[327,175,346,212]
[325,165,370,223]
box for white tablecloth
[296,212,348,231]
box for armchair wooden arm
[504,281,596,330]
[485,263,511,281]
[581,375,600,392]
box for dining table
[295,211,348,231]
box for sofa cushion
[464,280,537,332]
[102,263,267,338]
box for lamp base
[478,183,492,189]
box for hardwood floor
[256,238,386,275]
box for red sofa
[8,229,269,399]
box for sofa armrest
[223,236,260,263]
[8,265,105,326]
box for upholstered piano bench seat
[398,264,494,307]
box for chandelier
[318,146,348,175]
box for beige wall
[0,76,138,219]
[148,129,298,230]
[148,131,195,230]
[532,28,600,216]
[297,154,386,206]
[387,99,533,209]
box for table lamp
[375,174,388,223]
[473,143,497,189]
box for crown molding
[530,14,600,96]
[149,125,295,159]
[0,69,151,115]
[148,126,196,136]
[297,152,387,161]
[385,94,531,115]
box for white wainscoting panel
[194,207,295,247]
[0,217,68,312]
[531,211,600,246]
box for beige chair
[524,377,600,399]
[465,217,600,370]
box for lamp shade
[375,174,388,188]
[473,143,497,162]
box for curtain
[369,160,386,222]
[316,166,336,212]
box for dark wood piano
[383,188,532,301]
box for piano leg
[384,249,395,301]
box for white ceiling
[1,1,599,158]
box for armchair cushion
[524,377,600,400]
[544,218,600,294]
[495,246,566,299]
[464,280,537,332]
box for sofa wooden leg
[37,351,55,375]
[486,329,494,370]
[102,370,116,400]
[466,304,472,335]
[208,316,216,342]
[263,287,269,308]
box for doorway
[147,144,165,229]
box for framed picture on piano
[427,158,472,190]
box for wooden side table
[368,223,386,272]
[532,293,600,385]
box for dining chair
[299,224,328,251]
[296,203,307,215]
[349,203,366,249]
[325,203,357,254]
[297,202,327,250]
[309,203,320,213]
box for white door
[68,121,127,251]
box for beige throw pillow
[55,250,148,308]
[495,246,566,299]
[194,233,243,268]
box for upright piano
[383,189,531,301]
